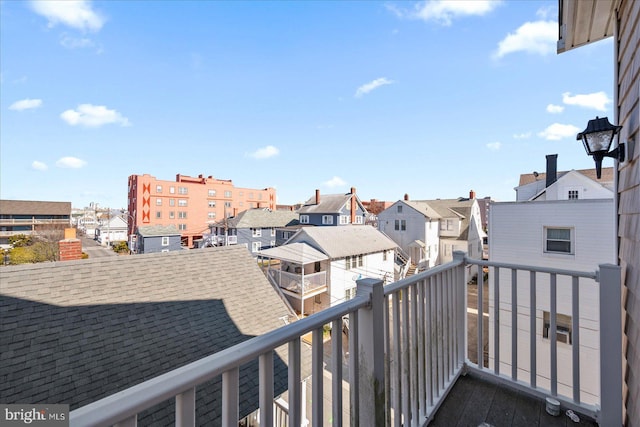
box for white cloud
[538,123,580,140]
[513,132,532,139]
[486,142,502,151]
[536,6,554,19]
[562,91,611,111]
[56,157,87,168]
[60,104,130,127]
[355,77,394,98]
[249,145,279,159]
[546,104,564,114]
[493,20,557,58]
[60,35,94,49]
[31,161,48,171]
[324,176,346,188]
[391,0,500,26]
[9,98,43,111]
[30,0,105,31]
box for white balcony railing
[268,269,328,294]
[69,252,621,426]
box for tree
[8,234,32,247]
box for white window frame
[270,228,276,237]
[252,241,261,252]
[208,201,216,208]
[354,216,363,224]
[178,187,188,195]
[208,189,216,197]
[156,198,162,206]
[178,199,187,207]
[161,236,169,246]
[568,189,579,200]
[339,215,349,225]
[252,228,262,237]
[156,185,162,193]
[544,227,573,254]
[322,215,334,225]
[300,215,309,224]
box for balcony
[268,269,328,296]
[69,252,621,426]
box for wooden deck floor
[428,374,598,427]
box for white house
[258,225,397,317]
[95,215,128,246]
[489,156,616,404]
[378,192,485,271]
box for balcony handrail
[465,257,598,280]
[70,294,369,427]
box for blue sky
[1,0,614,209]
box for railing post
[598,263,622,426]
[356,278,386,427]
[452,251,466,368]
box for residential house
[205,208,299,254]
[127,173,276,247]
[297,188,368,226]
[0,200,71,246]
[95,215,128,246]
[0,246,291,424]
[135,225,182,254]
[489,174,615,403]
[378,192,485,271]
[259,225,397,316]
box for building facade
[0,200,71,246]
[127,174,276,248]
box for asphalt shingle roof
[518,167,614,186]
[290,225,398,259]
[297,193,358,214]
[226,208,299,229]
[0,246,290,425]
[136,224,181,236]
[0,199,71,216]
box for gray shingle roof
[518,167,614,186]
[298,193,362,214]
[0,246,290,425]
[227,209,299,229]
[136,224,181,237]
[289,225,398,259]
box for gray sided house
[135,224,182,254]
[0,246,291,425]
[207,208,299,255]
[297,188,368,227]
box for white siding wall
[328,250,395,307]
[378,202,431,262]
[488,199,616,403]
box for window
[339,215,349,225]
[270,228,276,237]
[169,211,175,219]
[208,212,216,219]
[161,236,169,246]
[178,212,187,219]
[178,224,187,230]
[440,219,453,231]
[354,216,363,224]
[208,189,216,197]
[322,215,334,225]
[568,190,579,200]
[249,193,254,199]
[156,198,162,206]
[300,215,309,224]
[252,242,261,252]
[224,201,232,208]
[169,199,175,206]
[224,190,232,198]
[156,185,162,193]
[394,219,406,231]
[178,199,188,207]
[283,231,291,239]
[345,287,357,300]
[543,311,572,344]
[270,240,275,247]
[208,201,216,208]
[345,255,363,270]
[383,250,388,261]
[252,228,262,237]
[156,212,161,219]
[178,187,188,195]
[170,187,175,194]
[397,205,402,213]
[545,227,572,254]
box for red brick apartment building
[127,174,276,247]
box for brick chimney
[315,189,320,205]
[404,193,409,201]
[546,154,558,188]
[469,190,476,200]
[350,187,356,225]
[59,228,82,261]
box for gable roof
[530,169,615,201]
[297,192,366,215]
[518,167,614,186]
[226,208,299,229]
[289,225,397,258]
[136,224,181,237]
[259,242,329,264]
[402,200,443,219]
[0,246,290,423]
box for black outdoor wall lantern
[576,116,624,179]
